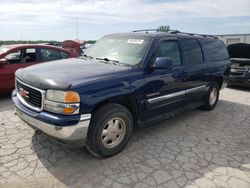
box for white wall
[216,34,250,45]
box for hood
[227,43,250,59]
[15,58,132,90]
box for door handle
[181,72,189,79]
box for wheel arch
[92,95,139,123]
[213,76,223,89]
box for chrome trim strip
[16,78,45,112]
[148,90,185,103]
[148,85,208,104]
[185,85,208,94]
[229,73,246,77]
[230,68,248,77]
[80,114,91,121]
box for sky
[0,0,250,41]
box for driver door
[142,39,188,123]
[0,48,39,93]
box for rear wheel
[200,82,220,110]
[86,103,133,158]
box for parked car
[0,44,76,94]
[62,40,84,57]
[227,43,250,87]
[12,30,230,157]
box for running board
[144,101,204,125]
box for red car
[0,44,76,94]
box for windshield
[84,35,151,66]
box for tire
[86,103,133,158]
[200,82,220,111]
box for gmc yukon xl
[12,30,231,157]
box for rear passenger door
[181,38,209,101]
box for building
[215,34,250,46]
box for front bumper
[12,90,91,144]
[228,76,250,87]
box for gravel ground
[0,87,250,188]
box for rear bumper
[12,90,91,145]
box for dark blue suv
[12,30,231,157]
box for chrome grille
[230,68,247,77]
[16,79,45,111]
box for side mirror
[154,57,173,70]
[0,58,8,65]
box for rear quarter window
[60,51,69,59]
[203,39,229,62]
[41,48,60,62]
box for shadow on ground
[227,85,250,92]
[0,93,13,112]
[31,99,250,187]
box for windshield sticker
[127,39,144,44]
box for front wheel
[86,103,133,158]
[200,82,220,110]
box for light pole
[76,17,78,40]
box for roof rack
[132,29,157,33]
[132,29,180,34]
[174,31,217,39]
[132,29,217,39]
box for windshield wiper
[96,57,130,67]
[96,57,119,63]
[82,54,93,59]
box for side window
[60,51,69,59]
[182,39,203,65]
[155,40,182,66]
[41,48,60,62]
[203,39,229,61]
[22,48,37,63]
[4,50,22,64]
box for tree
[157,25,170,32]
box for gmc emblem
[19,88,29,99]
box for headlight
[44,90,80,115]
[46,90,80,103]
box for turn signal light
[65,91,80,103]
[63,107,75,114]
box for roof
[0,44,73,55]
[105,31,217,40]
[1,43,64,50]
